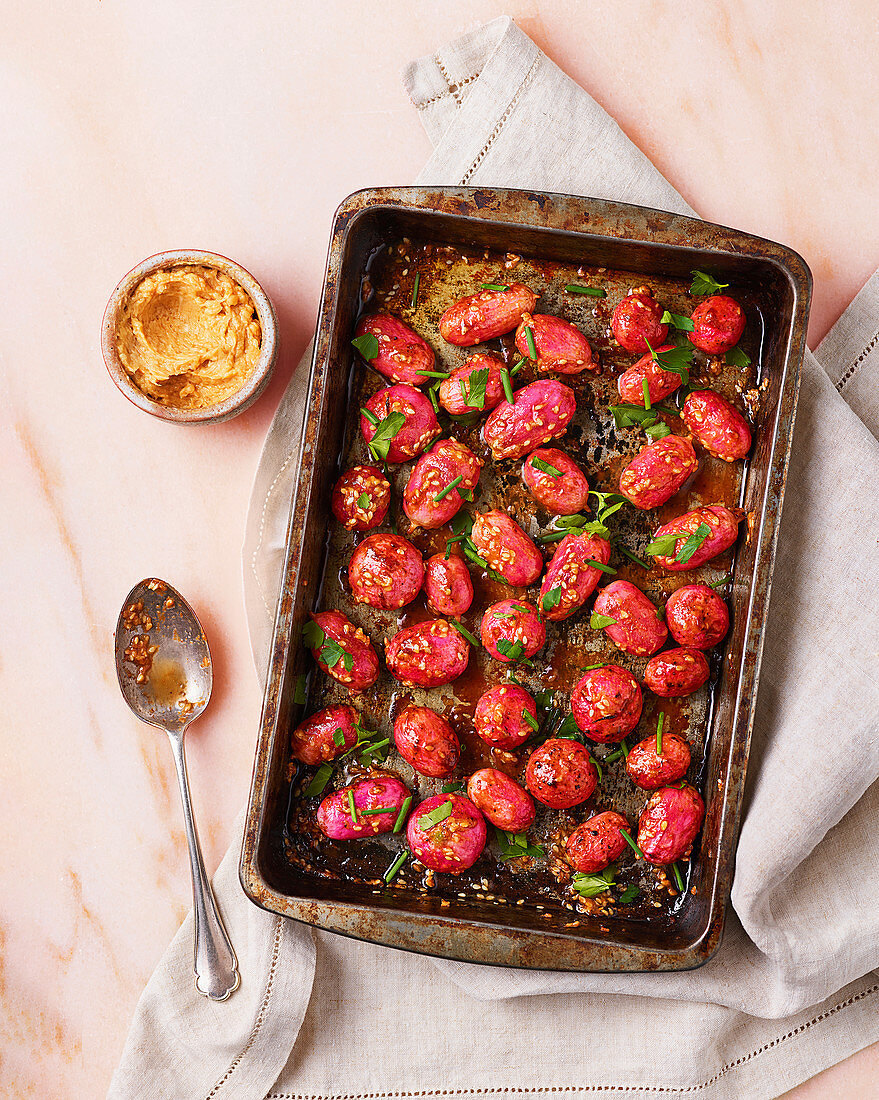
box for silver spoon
[115,578,240,1001]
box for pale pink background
[2,2,878,1096]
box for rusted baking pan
[240,187,810,971]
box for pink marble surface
[2,2,878,1096]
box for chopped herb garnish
[645,421,672,440]
[690,270,729,296]
[671,862,685,892]
[510,358,527,375]
[450,619,479,646]
[383,849,408,883]
[645,337,693,384]
[709,573,732,591]
[304,763,333,797]
[441,782,465,793]
[501,367,514,405]
[604,738,629,764]
[618,546,651,570]
[538,530,568,543]
[480,282,510,291]
[530,455,563,477]
[522,708,539,731]
[534,688,554,710]
[590,756,603,781]
[645,532,680,556]
[410,272,420,309]
[356,492,370,509]
[565,283,606,297]
[332,727,345,747]
[656,712,664,756]
[617,884,641,904]
[418,799,454,831]
[524,325,537,361]
[725,346,751,368]
[642,377,652,411]
[495,827,545,862]
[610,400,679,436]
[347,789,358,822]
[427,383,440,414]
[351,333,379,360]
[554,713,584,740]
[361,806,395,816]
[660,309,695,332]
[415,369,450,379]
[433,474,463,503]
[459,367,489,410]
[365,410,406,462]
[360,407,379,426]
[586,558,617,575]
[302,620,354,672]
[462,544,489,569]
[580,663,606,672]
[674,521,712,565]
[573,868,616,897]
[541,586,562,613]
[496,638,525,661]
[590,613,617,629]
[451,510,474,537]
[619,828,645,859]
[293,674,307,705]
[393,796,412,833]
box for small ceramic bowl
[102,249,278,424]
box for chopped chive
[441,782,465,793]
[360,407,379,426]
[656,712,664,756]
[603,747,623,764]
[709,572,732,591]
[347,789,358,822]
[383,849,408,883]
[619,828,645,859]
[671,862,685,892]
[621,737,629,757]
[410,272,420,309]
[586,559,617,574]
[332,728,345,747]
[427,384,440,414]
[510,358,526,375]
[538,530,567,543]
[458,379,468,404]
[304,763,333,797]
[618,546,651,570]
[433,475,463,503]
[580,663,606,671]
[415,369,450,379]
[524,325,537,360]
[393,796,412,833]
[450,619,479,646]
[522,709,539,731]
[590,756,603,781]
[642,378,652,411]
[480,282,510,291]
[361,806,396,816]
[501,367,514,404]
[565,283,607,297]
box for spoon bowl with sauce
[115,578,239,1001]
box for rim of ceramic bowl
[101,249,279,424]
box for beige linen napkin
[112,17,879,1100]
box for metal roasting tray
[240,187,811,971]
